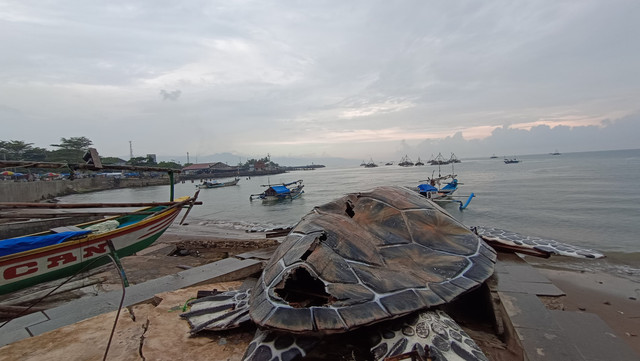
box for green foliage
[100,156,127,165]
[157,161,183,170]
[127,155,157,166]
[48,136,94,163]
[241,155,279,168]
[0,140,35,160]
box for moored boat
[250,180,304,202]
[197,178,239,189]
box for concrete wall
[0,177,171,202]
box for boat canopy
[269,185,291,195]
[417,184,438,193]
[0,230,91,257]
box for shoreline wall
[0,177,171,202]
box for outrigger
[416,161,474,210]
[249,179,304,203]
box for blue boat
[250,180,304,202]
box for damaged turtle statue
[181,186,604,361]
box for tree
[48,137,93,163]
[127,155,157,166]
[157,161,183,170]
[0,140,35,160]
[51,137,93,150]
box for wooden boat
[197,178,239,189]
[0,148,201,295]
[0,196,197,295]
[250,180,304,202]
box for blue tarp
[417,184,438,193]
[441,179,458,191]
[0,230,91,257]
[270,185,291,194]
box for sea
[60,149,640,283]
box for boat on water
[550,150,561,156]
[490,154,499,159]
[504,157,520,164]
[250,180,304,202]
[414,157,424,166]
[363,158,378,168]
[398,155,414,167]
[416,163,474,210]
[197,178,239,189]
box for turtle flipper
[472,226,605,259]
[180,289,252,334]
[242,328,320,361]
[369,309,489,361]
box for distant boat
[385,161,394,166]
[250,180,304,202]
[429,153,449,165]
[398,155,414,167]
[197,178,239,189]
[504,157,520,164]
[414,157,424,166]
[550,150,561,155]
[364,158,378,168]
[490,154,498,159]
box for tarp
[270,185,291,195]
[417,184,438,193]
[0,230,91,257]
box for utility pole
[129,141,133,160]
[187,152,190,164]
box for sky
[1,0,639,165]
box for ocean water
[61,149,640,281]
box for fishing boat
[363,158,378,168]
[398,155,414,167]
[0,148,201,295]
[250,180,304,202]
[416,162,474,209]
[414,157,424,166]
[504,157,520,164]
[0,197,197,295]
[197,178,239,189]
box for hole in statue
[275,267,333,307]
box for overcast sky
[1,1,639,163]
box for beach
[1,222,638,360]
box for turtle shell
[249,186,496,334]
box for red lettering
[83,243,108,258]
[4,262,38,280]
[47,253,78,268]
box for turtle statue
[181,186,604,361]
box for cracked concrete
[0,281,254,361]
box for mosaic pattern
[472,226,605,259]
[370,309,489,361]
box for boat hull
[0,205,182,295]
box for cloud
[159,89,181,101]
[0,1,638,161]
